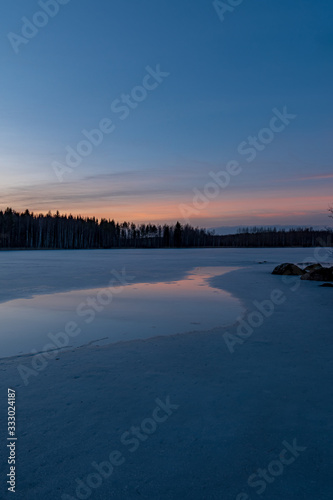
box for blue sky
[1,0,332,227]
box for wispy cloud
[1,169,332,226]
[298,173,333,181]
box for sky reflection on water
[0,267,242,358]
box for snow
[0,248,332,499]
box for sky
[1,0,332,228]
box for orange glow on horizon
[18,193,330,226]
[1,182,332,226]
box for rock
[319,283,333,288]
[304,263,323,273]
[301,266,333,282]
[272,263,305,276]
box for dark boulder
[272,263,305,276]
[304,263,323,273]
[301,266,333,282]
[319,283,333,288]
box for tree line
[0,208,332,249]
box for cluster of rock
[272,262,333,286]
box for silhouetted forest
[0,208,332,249]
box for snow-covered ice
[0,248,332,499]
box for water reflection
[0,267,243,358]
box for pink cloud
[298,173,333,181]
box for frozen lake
[0,265,242,358]
[1,248,333,499]
[0,247,331,358]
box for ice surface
[0,266,242,358]
[0,248,332,499]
